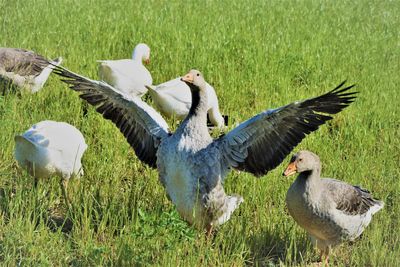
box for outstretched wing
[51,64,170,168]
[215,81,357,177]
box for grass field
[1,0,399,265]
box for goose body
[14,120,87,179]
[98,43,152,97]
[0,48,62,93]
[147,78,225,128]
[51,64,357,232]
[284,150,383,263]
[156,97,241,227]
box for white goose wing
[51,64,170,168]
[215,82,357,177]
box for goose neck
[132,49,145,63]
[178,85,209,136]
[297,167,322,196]
[188,86,208,118]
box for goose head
[132,43,151,64]
[283,150,321,176]
[181,69,209,116]
[181,69,207,93]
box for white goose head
[132,43,150,64]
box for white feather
[14,120,87,179]
[147,77,225,128]
[98,43,152,97]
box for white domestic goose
[51,64,356,233]
[146,78,226,128]
[98,43,152,97]
[0,48,62,93]
[14,120,87,203]
[284,150,383,264]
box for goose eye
[298,158,303,162]
[197,73,200,76]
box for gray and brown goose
[0,48,62,93]
[50,64,356,233]
[283,150,384,264]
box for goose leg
[324,247,330,266]
[320,247,330,266]
[60,178,71,210]
[206,224,214,239]
[30,163,39,188]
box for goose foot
[319,247,330,266]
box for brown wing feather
[0,48,48,76]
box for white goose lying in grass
[0,48,62,93]
[51,64,356,233]
[284,150,384,265]
[98,43,152,97]
[146,77,226,128]
[14,120,87,204]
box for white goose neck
[132,45,147,63]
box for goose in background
[98,43,152,97]
[146,77,227,128]
[50,64,356,234]
[14,120,87,204]
[0,48,62,93]
[284,150,384,264]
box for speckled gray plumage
[157,78,243,228]
[0,48,47,76]
[285,151,383,253]
[0,48,62,92]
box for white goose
[0,48,62,93]
[14,120,87,202]
[284,150,384,264]
[51,65,356,233]
[98,43,152,97]
[146,78,226,128]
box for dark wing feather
[324,179,383,215]
[50,64,170,168]
[216,81,357,177]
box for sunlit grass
[0,0,399,265]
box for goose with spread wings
[51,65,356,232]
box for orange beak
[181,72,194,83]
[144,58,150,65]
[283,162,297,177]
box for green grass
[1,0,399,265]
